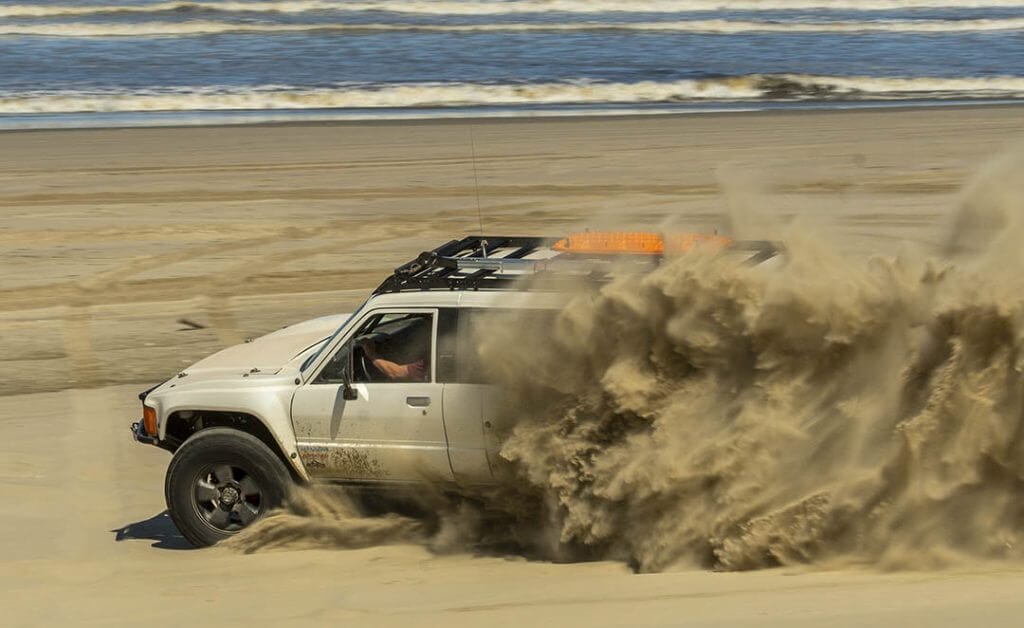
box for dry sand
[2,106,1024,625]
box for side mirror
[342,367,358,401]
[342,383,358,401]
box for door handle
[406,396,431,408]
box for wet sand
[2,106,1024,625]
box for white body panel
[145,372,310,478]
[142,313,352,480]
[141,289,571,485]
[291,380,451,482]
[441,384,492,485]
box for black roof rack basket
[375,236,559,294]
[373,234,780,294]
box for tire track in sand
[23,214,473,389]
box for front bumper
[131,420,159,446]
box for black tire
[164,427,292,548]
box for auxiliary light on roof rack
[373,232,780,294]
[553,231,734,255]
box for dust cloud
[233,148,1024,572]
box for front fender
[147,382,309,481]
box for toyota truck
[132,232,777,546]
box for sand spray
[230,146,1024,571]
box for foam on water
[2,76,1021,115]
[3,0,1024,18]
[3,18,1024,37]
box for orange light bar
[142,406,158,437]
[553,231,732,255]
[664,232,733,254]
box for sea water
[0,0,1021,127]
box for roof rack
[375,236,567,294]
[373,234,780,294]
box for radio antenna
[469,126,485,242]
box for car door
[290,308,453,483]
[436,307,492,484]
[437,307,547,484]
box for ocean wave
[3,0,1024,19]
[1,76,1021,114]
[3,18,1024,38]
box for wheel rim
[192,463,263,533]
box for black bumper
[130,420,159,446]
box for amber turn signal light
[142,406,158,437]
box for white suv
[132,234,776,546]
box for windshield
[299,304,364,372]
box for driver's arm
[372,356,415,380]
[363,340,425,381]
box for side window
[437,309,458,383]
[456,309,489,384]
[316,311,434,384]
[438,308,555,384]
[316,341,352,384]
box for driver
[360,338,426,382]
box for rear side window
[437,307,556,384]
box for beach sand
[2,106,1024,626]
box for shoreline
[2,99,1022,133]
